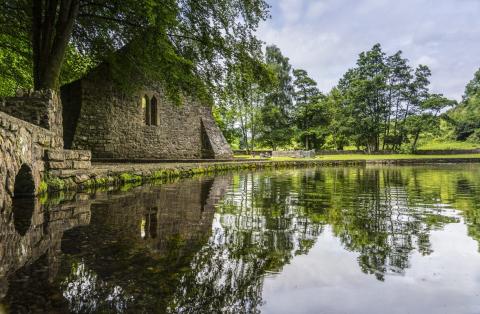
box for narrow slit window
[150,96,158,126]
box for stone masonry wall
[272,150,316,158]
[44,149,92,171]
[61,67,233,160]
[0,90,64,148]
[0,93,92,209]
[0,111,58,208]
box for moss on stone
[38,180,48,194]
[119,173,142,183]
[45,176,65,191]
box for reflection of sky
[261,223,480,314]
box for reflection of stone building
[0,197,91,301]
[86,177,228,254]
[0,176,230,313]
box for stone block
[72,160,91,169]
[47,161,72,170]
[45,150,65,161]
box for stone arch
[13,164,35,198]
[150,96,158,126]
[11,164,36,235]
[143,95,150,125]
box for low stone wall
[0,89,64,148]
[45,149,92,170]
[0,94,92,208]
[233,150,272,157]
[0,111,60,207]
[43,159,366,192]
[415,149,480,155]
[272,150,316,158]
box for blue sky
[257,0,480,100]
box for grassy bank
[43,159,365,193]
[317,154,480,160]
[235,153,480,161]
[42,154,480,194]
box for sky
[257,0,480,101]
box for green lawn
[417,140,480,150]
[234,154,480,161]
[316,154,480,160]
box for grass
[417,140,480,150]
[235,154,480,161]
[316,154,480,160]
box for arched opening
[150,96,158,126]
[143,95,150,125]
[12,164,35,235]
[14,164,35,198]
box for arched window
[150,96,158,126]
[143,95,150,125]
[140,207,158,239]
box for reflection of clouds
[62,261,134,313]
[170,173,325,313]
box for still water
[1,165,480,313]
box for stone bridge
[0,91,91,209]
[0,111,60,209]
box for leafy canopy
[0,0,270,103]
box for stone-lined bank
[43,159,365,192]
[42,157,480,193]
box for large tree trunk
[32,0,80,90]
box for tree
[384,51,412,150]
[328,44,447,152]
[447,68,480,141]
[337,44,388,152]
[220,50,274,152]
[292,69,328,149]
[0,0,270,101]
[405,94,455,152]
[324,88,351,150]
[258,45,295,150]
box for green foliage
[328,44,456,152]
[0,0,270,102]
[292,69,329,149]
[258,45,295,149]
[446,68,480,142]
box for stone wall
[0,95,92,209]
[200,107,235,159]
[272,150,316,158]
[45,149,92,170]
[0,111,59,208]
[61,66,233,160]
[0,90,64,148]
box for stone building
[61,64,233,160]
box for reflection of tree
[170,172,325,313]
[3,165,480,312]
[298,167,459,281]
[62,260,133,313]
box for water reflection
[1,165,480,313]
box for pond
[1,164,480,313]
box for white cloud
[257,0,480,100]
